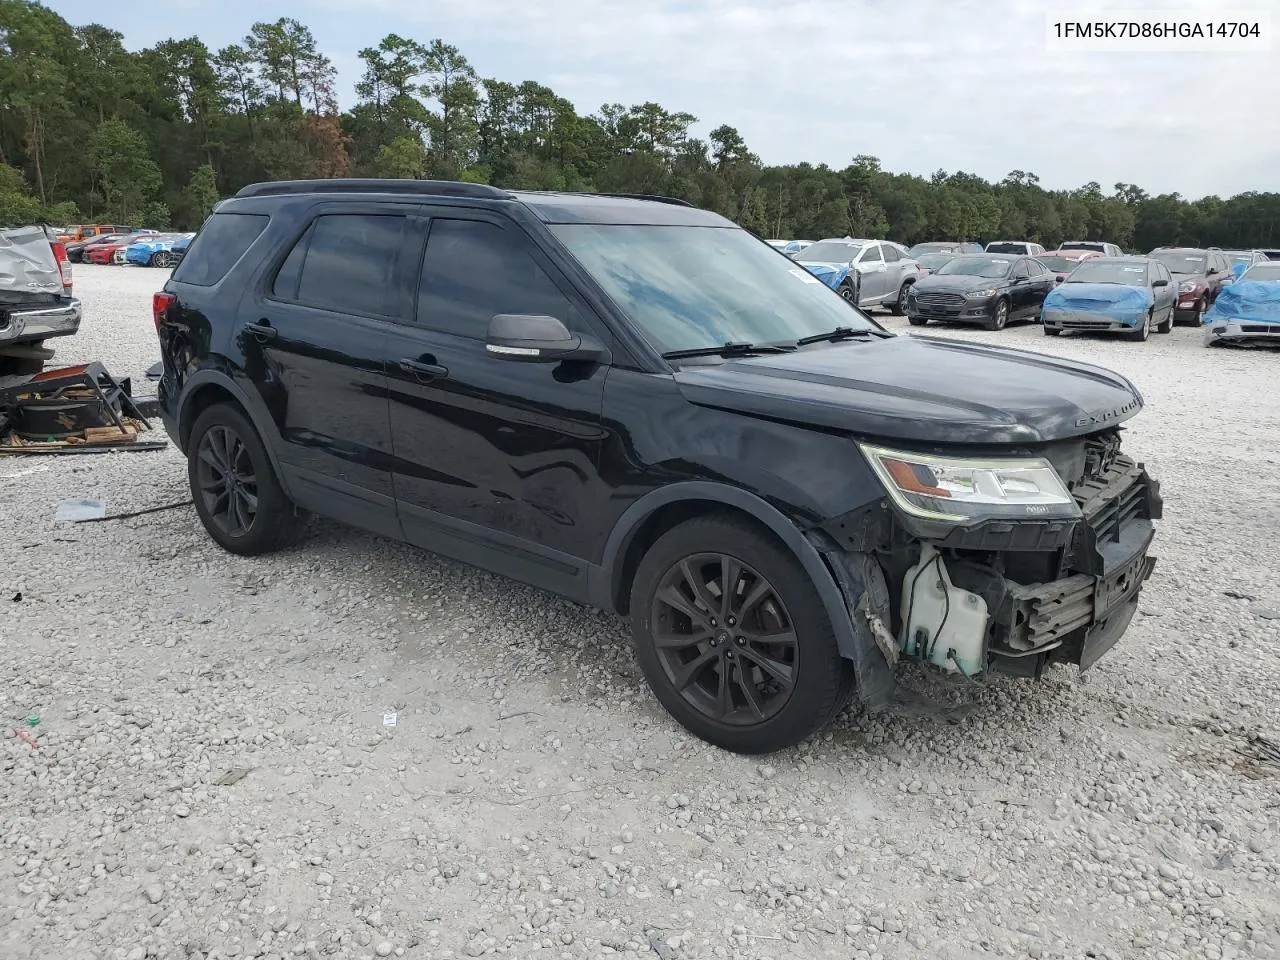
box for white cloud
[285,0,1280,195]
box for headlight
[1178,280,1197,293]
[859,443,1081,523]
[966,288,998,299]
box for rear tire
[629,515,855,754]
[890,282,911,316]
[187,402,306,556]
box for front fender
[589,480,897,708]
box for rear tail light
[153,292,177,332]
[51,239,72,295]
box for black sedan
[905,254,1055,330]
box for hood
[797,262,849,289]
[912,272,1006,293]
[673,335,1142,445]
[1204,279,1280,326]
[0,226,62,305]
[1045,283,1152,312]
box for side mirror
[485,314,609,364]
[1152,278,1169,287]
[1207,267,1218,275]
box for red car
[85,238,136,264]
[1041,248,1101,284]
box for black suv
[155,179,1163,754]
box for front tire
[907,316,929,327]
[629,515,854,754]
[984,299,1010,331]
[1126,309,1151,342]
[1043,326,1062,337]
[1156,306,1174,333]
[187,403,305,556]
[837,278,859,306]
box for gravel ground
[3,264,1279,960]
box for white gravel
[3,264,1279,960]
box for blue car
[1203,261,1280,346]
[1041,257,1176,342]
[126,233,195,267]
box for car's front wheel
[629,515,854,754]
[1126,309,1152,342]
[907,316,929,327]
[187,402,305,556]
[984,298,1010,331]
[837,278,859,305]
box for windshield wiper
[794,326,889,346]
[661,341,795,360]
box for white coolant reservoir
[899,545,990,676]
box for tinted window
[171,213,269,287]
[417,219,576,339]
[882,245,900,262]
[1012,260,1030,278]
[860,245,883,263]
[985,242,1026,254]
[290,214,407,317]
[272,228,310,300]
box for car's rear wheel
[187,403,306,556]
[629,515,854,754]
[890,282,911,316]
[984,299,1009,331]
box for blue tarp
[1042,282,1152,326]
[1202,279,1280,326]
[799,262,849,289]
[1231,261,1248,279]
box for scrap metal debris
[0,362,166,455]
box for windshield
[935,256,1013,278]
[1150,251,1207,274]
[795,240,863,264]
[1229,255,1252,268]
[1065,261,1147,285]
[984,242,1027,254]
[917,253,956,270]
[1041,255,1084,272]
[1059,242,1103,252]
[550,224,879,353]
[1240,263,1280,282]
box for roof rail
[601,193,694,207]
[234,178,510,200]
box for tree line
[3,0,1279,251]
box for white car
[985,240,1047,256]
[793,238,921,313]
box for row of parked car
[62,229,195,267]
[766,234,1279,346]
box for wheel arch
[590,482,884,691]
[177,370,294,499]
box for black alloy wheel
[986,299,1010,331]
[650,552,798,726]
[891,282,911,316]
[629,515,854,753]
[195,424,259,538]
[187,402,305,555]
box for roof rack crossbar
[234,179,510,200]
[600,193,694,207]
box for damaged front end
[810,428,1162,700]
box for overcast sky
[52,0,1278,199]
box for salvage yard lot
[3,264,1279,960]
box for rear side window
[860,245,883,263]
[171,213,269,286]
[282,214,407,318]
[882,245,900,262]
[416,219,577,339]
